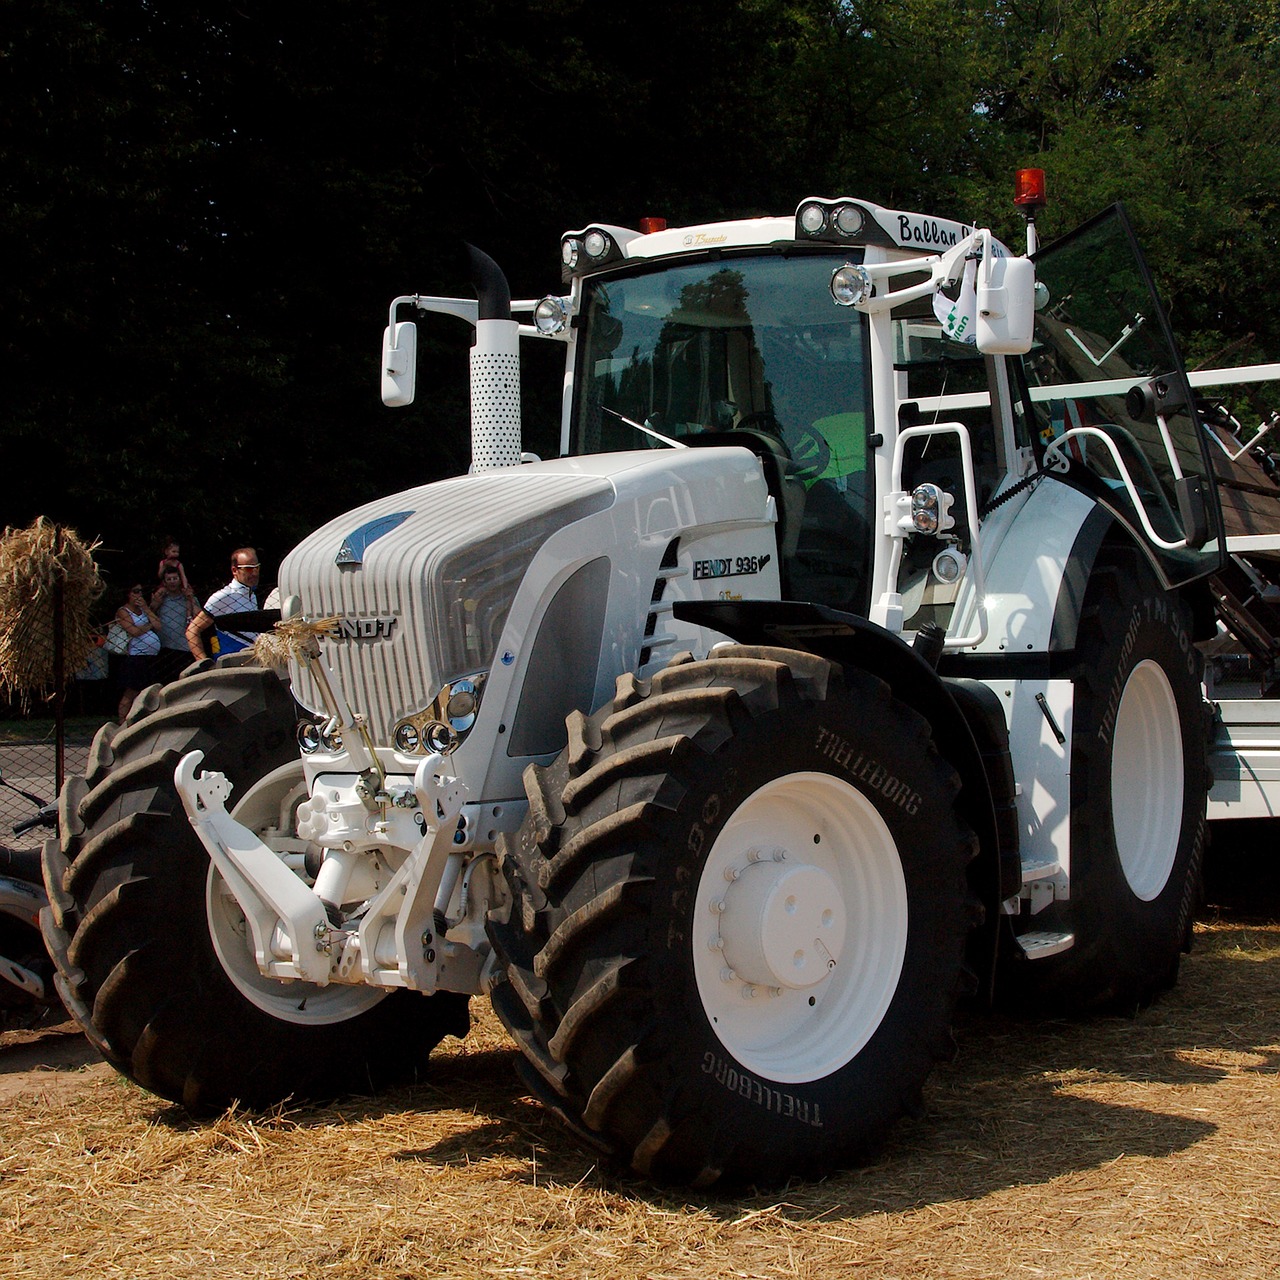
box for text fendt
[42,175,1280,1185]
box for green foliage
[4,0,1279,585]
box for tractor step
[1017,930,1075,959]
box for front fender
[676,599,1017,994]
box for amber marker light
[1014,168,1048,210]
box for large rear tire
[1012,544,1208,1010]
[41,664,468,1111]
[488,646,977,1186]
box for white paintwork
[954,480,1098,656]
[177,752,332,986]
[990,679,1075,896]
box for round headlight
[798,203,827,235]
[534,296,569,335]
[320,724,344,753]
[834,204,864,236]
[584,229,610,259]
[561,238,580,268]
[296,720,322,753]
[932,547,967,584]
[394,722,420,753]
[425,721,455,754]
[830,263,873,307]
[446,680,478,731]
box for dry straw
[0,517,103,709]
[252,616,338,672]
[2,920,1278,1279]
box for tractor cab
[565,250,875,615]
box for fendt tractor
[41,173,1280,1186]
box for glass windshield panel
[571,254,874,613]
[1026,206,1223,584]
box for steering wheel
[735,410,784,436]
[734,412,833,482]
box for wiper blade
[602,407,688,449]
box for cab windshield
[570,254,874,612]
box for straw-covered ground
[3,907,1277,1279]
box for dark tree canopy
[5,0,1278,591]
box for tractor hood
[279,469,614,737]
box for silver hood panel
[279,470,614,734]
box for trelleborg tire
[1013,543,1208,1011]
[40,663,468,1112]
[487,646,977,1186]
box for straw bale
[0,517,103,708]
[1,920,1278,1279]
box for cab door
[1024,204,1225,585]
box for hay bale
[0,517,103,708]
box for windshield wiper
[602,406,688,449]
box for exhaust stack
[466,243,522,472]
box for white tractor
[42,175,1280,1184]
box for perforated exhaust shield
[470,318,522,471]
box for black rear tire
[488,646,976,1186]
[1011,544,1208,1010]
[41,664,468,1111]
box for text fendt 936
[41,175,1280,1185]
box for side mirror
[381,321,417,407]
[976,256,1035,355]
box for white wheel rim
[692,772,908,1083]
[1111,659,1183,901]
[206,760,385,1025]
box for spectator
[186,547,262,660]
[158,535,193,597]
[115,580,162,722]
[152,565,195,682]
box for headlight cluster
[910,483,954,535]
[296,718,343,754]
[391,674,488,757]
[796,199,866,242]
[295,674,487,760]
[561,226,624,280]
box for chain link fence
[0,708,101,853]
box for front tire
[41,664,468,1111]
[488,646,977,1186]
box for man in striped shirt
[186,547,262,660]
